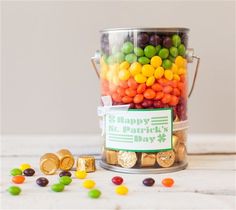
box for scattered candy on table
[88,189,102,199]
[162,178,175,187]
[83,179,96,189]
[115,185,129,195]
[51,183,65,192]
[59,176,72,185]
[36,177,49,187]
[112,176,123,185]
[7,186,21,196]
[142,178,155,187]
[12,175,25,184]
[75,170,87,179]
[19,163,31,171]
[59,171,72,177]
[23,168,35,176]
[10,168,22,176]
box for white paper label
[105,109,173,152]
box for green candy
[59,176,72,185]
[134,47,144,57]
[162,59,172,69]
[88,189,101,199]
[8,186,21,196]
[138,57,150,65]
[158,48,169,59]
[121,42,134,54]
[170,47,178,57]
[178,44,186,56]
[111,46,120,54]
[125,53,137,63]
[107,55,115,65]
[51,183,65,192]
[144,45,156,58]
[168,55,176,63]
[10,168,22,176]
[172,34,181,47]
[155,45,161,54]
[113,52,125,63]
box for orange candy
[137,84,146,94]
[125,88,137,97]
[169,95,179,106]
[162,178,174,187]
[133,94,144,104]
[119,80,128,89]
[172,88,181,96]
[154,92,164,100]
[117,87,126,97]
[143,89,156,99]
[109,83,117,93]
[163,86,173,94]
[161,94,172,104]
[121,96,133,104]
[112,92,122,103]
[127,78,138,90]
[151,83,163,92]
[158,78,169,86]
[12,175,25,184]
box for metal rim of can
[99,160,188,174]
[100,27,190,33]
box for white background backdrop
[1,1,235,135]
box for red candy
[162,178,174,187]
[112,176,124,185]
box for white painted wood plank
[1,134,236,157]
[0,155,235,210]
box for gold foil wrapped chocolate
[40,153,59,175]
[174,130,187,143]
[56,149,75,171]
[118,151,137,168]
[140,153,156,167]
[105,149,118,165]
[172,135,179,151]
[77,156,96,172]
[156,150,175,168]
[176,143,187,162]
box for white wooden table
[1,135,235,210]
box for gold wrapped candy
[172,135,180,151]
[140,153,156,167]
[56,149,75,171]
[176,143,187,162]
[77,155,96,172]
[40,153,59,175]
[118,151,137,168]
[156,150,175,168]
[105,149,118,165]
[174,130,187,143]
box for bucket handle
[91,49,200,98]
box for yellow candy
[115,185,129,195]
[173,74,180,81]
[100,65,109,79]
[83,179,96,189]
[150,56,162,68]
[178,68,187,75]
[112,76,119,85]
[109,64,119,73]
[175,56,185,67]
[164,70,173,80]
[20,163,31,171]
[171,63,178,74]
[142,64,155,77]
[129,62,142,76]
[146,76,155,86]
[106,70,113,81]
[154,67,164,79]
[119,61,130,70]
[118,69,130,81]
[75,170,87,179]
[134,74,147,84]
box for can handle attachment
[91,49,200,98]
[186,48,200,98]
[91,50,100,79]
